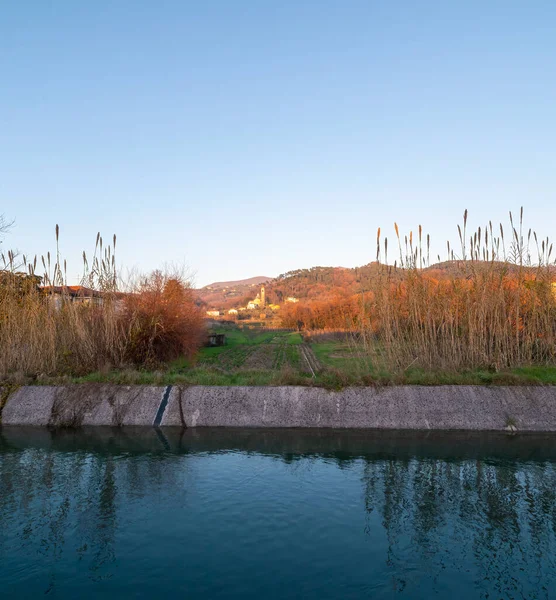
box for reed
[361,209,556,372]
[0,227,204,379]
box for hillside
[265,263,389,304]
[196,264,395,309]
[195,276,272,309]
[197,261,556,310]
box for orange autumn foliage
[123,272,205,366]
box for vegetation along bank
[2,210,556,390]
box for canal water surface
[1,427,555,599]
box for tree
[0,214,14,246]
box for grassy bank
[2,211,556,387]
[18,324,556,389]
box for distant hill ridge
[196,261,556,310]
[195,276,272,309]
[200,276,271,291]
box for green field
[67,322,556,388]
[193,325,307,375]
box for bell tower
[260,285,266,308]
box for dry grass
[3,211,555,384]
[358,209,556,372]
[0,227,205,379]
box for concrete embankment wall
[2,385,556,431]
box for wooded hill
[195,276,271,310]
[197,261,556,310]
[266,260,556,304]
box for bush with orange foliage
[123,271,205,366]
[280,294,369,331]
[0,227,206,378]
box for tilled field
[199,330,320,374]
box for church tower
[260,285,266,308]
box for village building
[243,286,269,311]
[285,296,299,303]
[232,285,280,315]
[206,310,220,317]
[41,285,105,309]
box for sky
[1,1,555,287]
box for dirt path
[299,343,321,377]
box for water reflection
[1,427,555,599]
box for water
[1,427,556,599]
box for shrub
[0,228,205,379]
[123,271,205,366]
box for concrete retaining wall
[1,384,556,431]
[2,385,166,427]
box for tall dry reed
[359,209,556,371]
[0,227,204,379]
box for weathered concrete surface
[2,385,166,427]
[2,386,57,426]
[161,385,556,431]
[2,384,556,431]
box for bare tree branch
[0,214,14,242]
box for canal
[1,427,555,598]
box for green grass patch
[286,332,303,345]
[509,366,556,384]
[284,345,301,369]
[311,340,370,373]
[71,366,315,387]
[11,363,556,388]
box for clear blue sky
[1,1,555,286]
